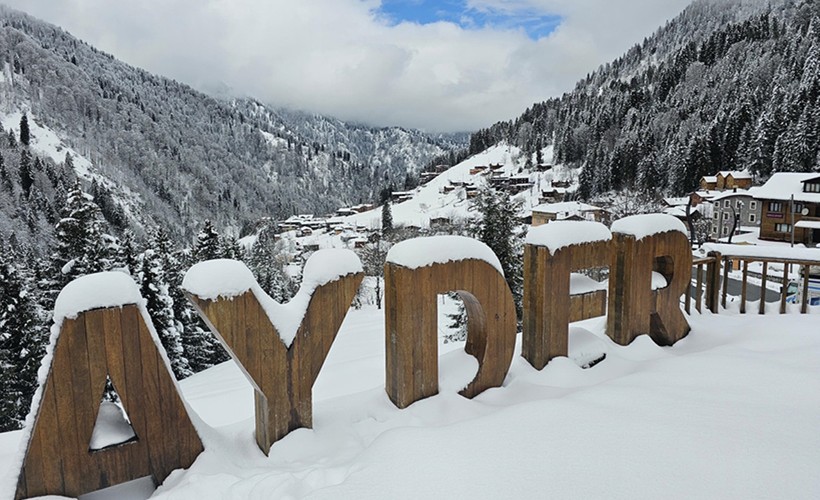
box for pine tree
[193,220,221,262]
[19,114,30,146]
[139,248,192,379]
[19,149,33,198]
[219,234,242,260]
[50,181,113,293]
[471,187,523,318]
[381,201,393,234]
[0,255,45,431]
[0,153,10,191]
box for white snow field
[2,305,819,499]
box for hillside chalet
[755,173,820,245]
[531,202,604,226]
[699,170,753,191]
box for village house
[699,170,753,191]
[754,173,820,245]
[530,201,605,226]
[708,189,760,240]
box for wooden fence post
[705,251,721,313]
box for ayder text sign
[16,219,691,499]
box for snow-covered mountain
[0,5,466,245]
[470,0,820,198]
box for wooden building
[755,173,820,244]
[531,202,604,226]
[699,170,753,191]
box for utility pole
[790,194,795,248]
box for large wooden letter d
[384,236,517,409]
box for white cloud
[4,0,692,132]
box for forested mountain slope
[469,0,820,198]
[0,5,462,245]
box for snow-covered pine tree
[50,180,114,293]
[471,187,523,318]
[19,149,33,198]
[248,222,295,303]
[19,113,30,146]
[115,229,139,276]
[139,246,192,380]
[219,233,242,260]
[0,249,45,431]
[381,201,393,234]
[194,220,221,262]
[157,229,228,372]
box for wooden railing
[685,255,720,314]
[686,249,819,315]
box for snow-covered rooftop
[754,173,820,203]
[709,188,758,202]
[701,243,820,261]
[532,201,601,214]
[718,170,752,179]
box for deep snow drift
[2,304,818,499]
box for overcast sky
[6,0,693,132]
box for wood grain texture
[16,305,203,500]
[522,240,610,370]
[607,231,692,346]
[384,258,517,409]
[187,272,363,453]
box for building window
[805,183,820,193]
[713,210,719,219]
[722,226,728,235]
[722,212,729,220]
[794,203,804,214]
[774,223,791,233]
[750,201,757,210]
[749,213,756,223]
[712,224,718,233]
[736,200,742,209]
[724,200,730,208]
[769,201,783,212]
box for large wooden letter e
[15,272,203,500]
[184,250,363,454]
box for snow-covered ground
[342,143,571,230]
[2,304,819,499]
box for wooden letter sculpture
[522,222,612,370]
[607,214,692,346]
[16,273,203,500]
[183,250,363,453]
[384,236,517,409]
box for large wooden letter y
[184,250,363,454]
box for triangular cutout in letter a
[89,376,138,451]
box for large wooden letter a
[184,250,363,454]
[385,236,517,409]
[15,273,203,500]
